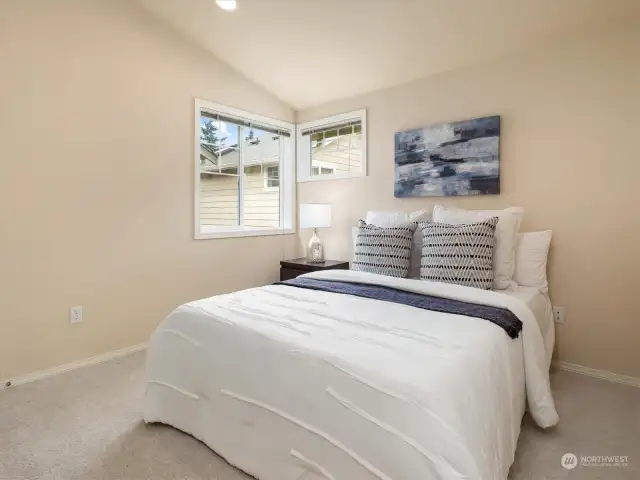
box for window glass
[309,121,362,177]
[196,101,293,238]
[199,118,240,227]
[242,127,280,228]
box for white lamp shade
[299,203,332,229]
[216,0,237,11]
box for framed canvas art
[394,115,500,197]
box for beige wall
[0,0,296,380]
[297,21,640,377]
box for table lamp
[299,203,332,263]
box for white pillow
[432,205,524,290]
[514,230,552,292]
[365,209,431,279]
[365,209,429,227]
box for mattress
[144,271,558,480]
[502,287,555,368]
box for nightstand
[280,258,350,281]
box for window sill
[195,227,296,240]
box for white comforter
[144,270,558,480]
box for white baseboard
[4,346,637,391]
[1,343,147,390]
[555,361,640,388]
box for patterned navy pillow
[420,218,498,289]
[352,220,417,278]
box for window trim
[194,99,296,240]
[264,165,280,189]
[311,162,337,176]
[296,109,367,183]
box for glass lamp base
[307,229,325,263]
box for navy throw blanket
[276,277,522,339]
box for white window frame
[194,99,296,240]
[311,162,337,176]
[296,109,367,183]
[264,165,280,189]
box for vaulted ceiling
[136,0,640,109]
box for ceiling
[135,0,639,109]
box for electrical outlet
[70,306,83,324]
[553,306,565,324]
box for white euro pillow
[432,205,524,290]
[365,209,430,227]
[365,209,431,279]
[514,230,552,292]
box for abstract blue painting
[394,115,500,197]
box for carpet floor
[1,351,638,479]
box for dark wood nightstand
[280,258,350,281]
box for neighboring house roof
[311,134,363,166]
[200,135,280,174]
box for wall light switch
[553,306,565,324]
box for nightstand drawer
[280,268,308,281]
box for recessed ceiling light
[216,0,237,11]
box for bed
[503,286,555,369]
[144,270,558,480]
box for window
[311,166,335,176]
[296,109,367,182]
[195,99,295,239]
[264,165,279,188]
